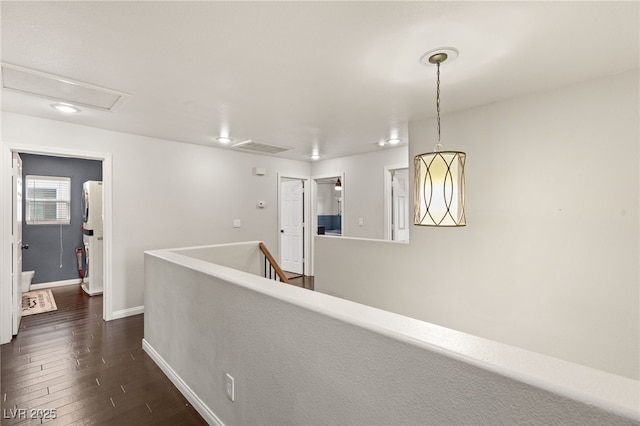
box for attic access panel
[1,63,130,111]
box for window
[25,175,71,225]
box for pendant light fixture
[334,178,342,191]
[414,48,466,227]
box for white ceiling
[1,1,638,161]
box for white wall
[316,182,339,215]
[1,112,310,318]
[144,246,638,425]
[171,241,263,276]
[315,69,640,380]
[312,146,407,239]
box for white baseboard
[30,278,82,290]
[142,339,224,426]
[81,283,103,296]
[111,305,144,319]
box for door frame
[383,164,409,241]
[310,172,345,276]
[1,143,113,344]
[277,174,310,277]
[11,153,23,335]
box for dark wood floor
[284,273,314,290]
[1,285,206,425]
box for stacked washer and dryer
[81,181,103,296]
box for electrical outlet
[233,219,241,228]
[225,373,235,401]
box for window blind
[25,175,71,225]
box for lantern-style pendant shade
[414,150,466,226]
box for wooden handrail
[259,242,290,284]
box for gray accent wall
[21,153,102,284]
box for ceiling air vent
[1,63,130,111]
[231,140,292,155]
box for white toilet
[21,270,35,293]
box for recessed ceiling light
[387,138,401,145]
[377,141,386,147]
[216,137,232,144]
[51,103,80,113]
[309,153,321,160]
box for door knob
[280,230,284,233]
[21,244,29,250]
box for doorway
[278,175,310,278]
[310,173,344,276]
[1,144,113,344]
[279,178,304,275]
[384,165,409,242]
[314,176,343,236]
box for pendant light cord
[435,61,443,152]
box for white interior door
[392,168,409,242]
[12,152,23,335]
[280,179,304,274]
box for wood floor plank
[1,284,205,425]
[288,274,315,290]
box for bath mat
[22,289,57,316]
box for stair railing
[259,242,290,284]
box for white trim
[112,305,144,320]
[277,174,311,277]
[1,143,113,344]
[142,338,224,426]
[30,278,81,290]
[81,283,102,296]
[102,155,113,321]
[2,147,13,342]
[383,164,409,241]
